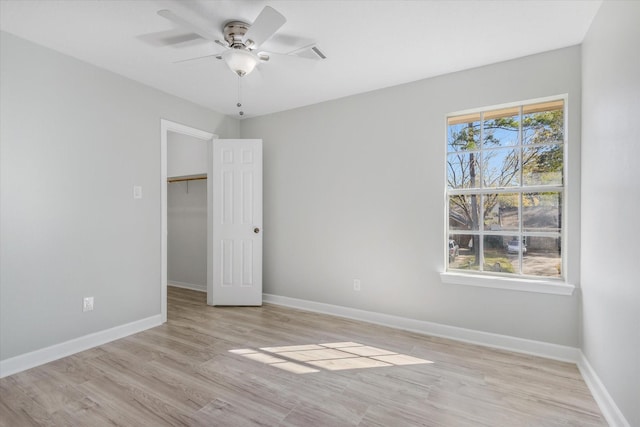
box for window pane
[448,234,479,270]
[448,120,480,153]
[447,152,481,189]
[449,196,480,230]
[446,99,565,280]
[483,108,520,148]
[483,148,520,188]
[483,235,519,274]
[522,236,562,277]
[523,144,563,186]
[522,192,561,232]
[483,193,519,231]
[522,106,563,145]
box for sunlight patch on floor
[229,342,433,374]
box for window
[446,98,565,281]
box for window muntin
[446,99,565,280]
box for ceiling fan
[157,6,326,77]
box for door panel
[209,139,262,305]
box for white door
[208,139,262,306]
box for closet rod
[167,174,207,183]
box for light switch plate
[133,186,142,199]
[83,297,94,312]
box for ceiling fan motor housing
[223,21,252,49]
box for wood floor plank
[0,286,607,426]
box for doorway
[160,120,216,322]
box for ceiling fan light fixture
[222,48,259,77]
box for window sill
[440,272,575,296]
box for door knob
[254,227,260,234]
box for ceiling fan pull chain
[237,76,244,116]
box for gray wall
[0,32,239,360]
[167,131,208,178]
[167,179,207,290]
[242,46,582,346]
[581,1,640,425]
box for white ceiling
[0,0,601,118]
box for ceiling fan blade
[215,39,229,49]
[243,6,286,48]
[137,30,203,47]
[157,9,218,42]
[173,53,221,64]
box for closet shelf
[167,174,207,183]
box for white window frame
[440,95,574,296]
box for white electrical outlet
[353,279,361,291]
[83,297,94,312]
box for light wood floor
[1,287,606,426]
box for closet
[167,131,208,292]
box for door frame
[160,119,217,323]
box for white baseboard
[578,351,631,427]
[168,281,206,292]
[0,314,162,378]
[263,293,580,363]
